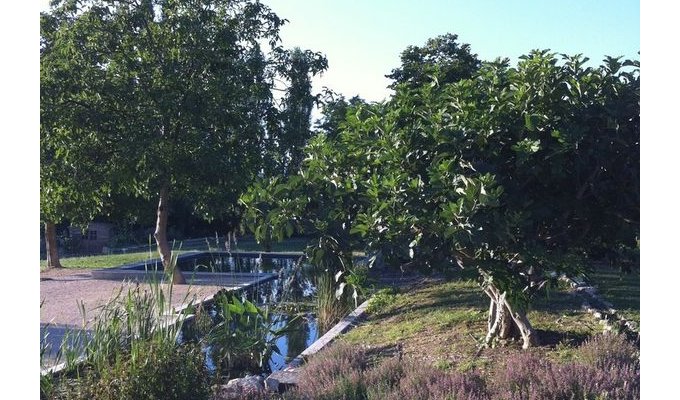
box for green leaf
[243,300,260,315]
[524,113,535,131]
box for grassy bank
[279,268,640,399]
[40,238,310,271]
[39,251,167,271]
[340,268,638,373]
[588,267,640,325]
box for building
[67,222,114,254]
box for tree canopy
[243,46,640,348]
[40,0,326,279]
[386,33,481,90]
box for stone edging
[264,298,372,392]
[560,275,639,341]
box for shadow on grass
[535,328,590,348]
[374,280,489,323]
[587,268,640,312]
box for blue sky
[39,0,640,103]
[263,0,640,102]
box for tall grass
[41,251,313,399]
[40,270,211,400]
[315,272,352,333]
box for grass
[588,267,640,325]
[342,279,492,371]
[40,237,309,271]
[340,270,634,374]
[40,251,167,271]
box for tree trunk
[44,221,63,269]
[484,284,537,349]
[502,296,539,349]
[154,186,185,284]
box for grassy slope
[341,269,638,374]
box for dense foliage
[40,0,326,275]
[243,47,639,348]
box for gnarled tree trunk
[154,186,185,284]
[484,283,538,349]
[44,221,63,269]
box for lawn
[39,251,169,271]
[39,237,310,271]
[588,267,640,325]
[341,266,637,374]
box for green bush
[366,288,397,314]
[47,342,210,400]
[41,280,213,400]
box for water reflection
[176,252,321,377]
[267,312,317,372]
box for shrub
[576,333,639,370]
[289,335,639,400]
[386,363,488,400]
[491,345,639,400]
[288,343,367,399]
[43,341,210,400]
[41,281,212,400]
[366,288,397,314]
[363,356,403,397]
[289,344,489,400]
[206,291,282,378]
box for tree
[241,100,379,302]
[244,49,639,349]
[40,10,115,267]
[354,51,640,348]
[314,89,367,140]
[274,47,328,176]
[40,140,111,268]
[386,33,481,90]
[40,0,291,283]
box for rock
[212,375,265,400]
[264,376,279,392]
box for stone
[212,375,265,400]
[264,376,279,392]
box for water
[171,252,323,377]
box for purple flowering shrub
[287,343,488,400]
[287,334,639,400]
[577,332,639,369]
[288,343,367,399]
[490,334,639,400]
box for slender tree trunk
[154,186,185,284]
[259,225,272,252]
[44,221,63,269]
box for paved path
[40,272,226,327]
[39,269,269,370]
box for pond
[105,251,325,377]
